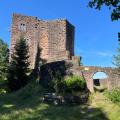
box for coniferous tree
[0,39,9,82]
[8,37,30,91]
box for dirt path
[90,92,120,120]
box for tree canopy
[0,39,9,82]
[88,0,120,21]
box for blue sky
[0,0,120,67]
[93,72,108,79]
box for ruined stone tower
[10,13,75,69]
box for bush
[0,88,7,95]
[105,88,120,103]
[44,74,87,96]
[63,75,87,94]
[65,75,86,90]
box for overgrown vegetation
[50,75,87,96]
[0,39,9,94]
[104,88,120,104]
[7,37,30,91]
[0,79,120,119]
[63,75,87,94]
[40,61,68,91]
[0,39,9,83]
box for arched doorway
[92,72,108,89]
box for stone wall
[66,21,74,57]
[40,61,69,88]
[10,14,120,93]
[40,61,120,92]
[10,14,39,68]
[10,13,75,69]
[80,66,120,92]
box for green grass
[91,92,120,120]
[0,80,120,120]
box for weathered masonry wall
[10,14,38,68]
[40,61,120,93]
[80,66,120,92]
[10,13,75,69]
[64,64,120,92]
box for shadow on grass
[0,84,44,113]
[0,69,109,119]
[0,78,109,120]
[0,94,109,120]
[21,104,109,120]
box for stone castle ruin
[10,13,79,69]
[10,13,120,92]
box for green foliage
[0,39,9,82]
[113,42,120,75]
[8,37,30,91]
[63,75,87,94]
[50,75,87,95]
[88,0,120,21]
[48,71,64,94]
[53,78,64,95]
[105,88,120,103]
[0,82,113,120]
[0,78,120,119]
[0,88,7,95]
[78,56,82,66]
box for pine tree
[0,39,9,82]
[8,37,30,91]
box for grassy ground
[91,92,120,120]
[0,81,120,120]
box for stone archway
[80,66,119,92]
[92,71,108,89]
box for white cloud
[97,52,113,57]
[75,49,113,58]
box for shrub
[44,74,87,96]
[105,88,120,103]
[63,75,87,94]
[0,88,7,95]
[49,72,65,94]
